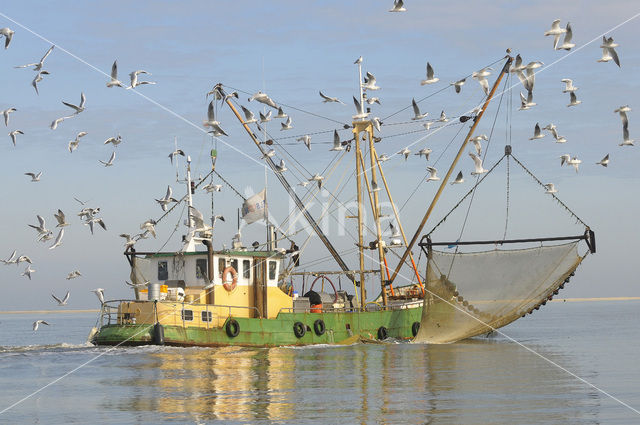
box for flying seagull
[544,183,558,194]
[544,19,566,50]
[308,173,324,189]
[66,270,82,280]
[68,131,88,153]
[28,215,49,236]
[155,186,178,211]
[389,0,406,12]
[33,320,50,331]
[91,288,105,304]
[421,62,439,85]
[2,107,16,126]
[352,96,369,120]
[248,91,278,109]
[62,92,86,114]
[330,130,344,151]
[556,22,575,50]
[297,135,311,151]
[240,106,257,124]
[25,172,42,182]
[259,110,272,123]
[519,91,536,110]
[127,70,155,89]
[469,152,488,175]
[106,60,124,87]
[9,130,23,146]
[426,166,440,182]
[15,45,54,71]
[0,27,14,49]
[275,107,288,119]
[397,147,411,160]
[51,115,74,130]
[472,67,492,95]
[529,123,545,140]
[567,91,581,107]
[99,151,116,167]
[599,36,621,67]
[451,78,466,94]
[22,265,35,280]
[451,171,464,185]
[32,70,50,95]
[169,149,185,164]
[415,147,432,161]
[561,78,578,93]
[362,72,380,91]
[52,291,70,306]
[49,228,64,250]
[203,101,227,136]
[275,159,287,173]
[596,154,610,167]
[411,98,428,120]
[319,91,345,104]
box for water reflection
[108,339,599,424]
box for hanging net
[413,242,585,343]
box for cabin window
[243,260,251,279]
[230,259,238,274]
[201,311,212,322]
[196,259,208,279]
[268,261,277,280]
[158,261,168,280]
[181,309,193,321]
[218,258,226,278]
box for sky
[0,0,638,310]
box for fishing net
[413,242,583,344]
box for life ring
[411,321,420,337]
[225,318,240,338]
[222,266,238,291]
[293,321,306,338]
[377,326,388,340]
[313,319,326,336]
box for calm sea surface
[1,300,639,424]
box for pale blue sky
[0,1,638,309]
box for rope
[213,169,246,201]
[503,155,510,240]
[510,154,590,229]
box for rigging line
[383,121,465,140]
[271,127,349,141]
[510,154,589,229]
[153,168,216,227]
[222,84,349,126]
[380,56,506,122]
[503,155,510,240]
[212,169,246,201]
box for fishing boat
[91,54,595,347]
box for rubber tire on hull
[293,321,306,338]
[313,319,326,336]
[377,326,388,340]
[226,319,240,338]
[153,323,165,345]
[412,321,421,337]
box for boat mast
[354,127,366,308]
[388,56,513,287]
[220,89,355,282]
[186,155,194,230]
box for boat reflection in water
[108,338,598,424]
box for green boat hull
[93,308,423,347]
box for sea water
[0,300,639,424]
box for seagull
[22,265,35,280]
[319,91,345,104]
[620,125,634,146]
[560,154,572,167]
[352,96,369,120]
[411,98,428,120]
[28,215,49,236]
[2,107,16,126]
[16,255,32,265]
[66,270,82,280]
[451,78,466,94]
[421,62,439,85]
[389,0,406,12]
[362,72,380,91]
[397,147,411,160]
[561,78,578,93]
[472,67,492,95]
[189,206,212,232]
[469,152,488,175]
[15,45,54,71]
[365,97,381,105]
[140,219,157,238]
[38,231,54,243]
[278,116,293,132]
[49,229,64,249]
[31,70,50,95]
[25,172,42,182]
[308,173,324,189]
[426,166,440,182]
[155,186,178,211]
[106,60,124,87]
[544,183,558,194]
[33,320,50,331]
[378,153,390,162]
[168,149,185,164]
[85,217,107,234]
[451,171,464,185]
[470,135,487,156]
[104,135,122,146]
[567,91,581,107]
[529,123,545,140]
[248,91,278,109]
[0,27,14,49]
[9,130,23,146]
[91,288,105,304]
[99,151,116,167]
[415,147,432,161]
[372,117,382,132]
[354,56,363,65]
[600,36,621,67]
[568,157,582,172]
[614,105,631,128]
[544,19,567,50]
[240,106,257,124]
[330,130,344,151]
[297,135,311,151]
[261,149,276,159]
[596,154,610,167]
[275,107,288,119]
[68,131,88,153]
[127,70,155,89]
[544,124,567,143]
[259,110,272,123]
[275,159,287,173]
[50,115,73,130]
[62,92,86,114]
[298,181,310,188]
[438,110,448,122]
[52,291,70,306]
[556,22,575,50]
[519,91,536,110]
[120,233,138,249]
[202,101,228,136]
[202,183,222,193]
[1,250,17,265]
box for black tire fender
[377,326,388,340]
[293,321,306,338]
[225,318,240,338]
[313,319,326,336]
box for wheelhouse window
[201,311,212,322]
[218,258,226,278]
[230,259,238,273]
[181,309,193,321]
[196,259,207,279]
[268,261,277,280]
[243,260,251,279]
[158,261,168,280]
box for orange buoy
[222,266,238,291]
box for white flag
[242,189,267,224]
